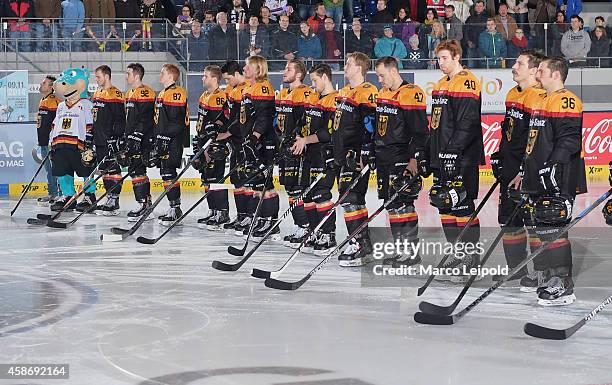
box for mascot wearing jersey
[49,68,97,212]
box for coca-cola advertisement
[480,111,612,166]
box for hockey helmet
[208,141,231,161]
[429,179,467,209]
[534,195,572,225]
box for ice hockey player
[91,65,126,215]
[276,59,315,248]
[332,52,378,267]
[427,40,485,283]
[239,55,279,241]
[49,67,97,212]
[193,65,230,231]
[489,50,547,286]
[373,56,428,267]
[292,63,338,255]
[124,63,156,222]
[217,61,251,234]
[520,56,587,306]
[36,75,60,206]
[154,64,189,226]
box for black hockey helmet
[208,141,231,161]
[81,148,95,167]
[602,199,612,226]
[429,180,467,209]
[391,174,423,198]
[507,186,523,203]
[534,195,572,225]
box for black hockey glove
[360,143,376,171]
[439,149,461,181]
[538,162,562,193]
[126,131,144,156]
[84,131,94,150]
[191,138,204,170]
[414,148,431,177]
[490,151,502,181]
[155,134,171,161]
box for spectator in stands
[242,0,264,18]
[3,0,35,52]
[372,0,394,38]
[464,0,489,68]
[395,7,417,45]
[114,0,141,26]
[506,27,528,65]
[588,26,610,68]
[479,17,506,68]
[297,21,322,63]
[549,10,567,56]
[346,18,374,55]
[426,20,445,68]
[175,3,194,37]
[418,8,438,38]
[561,14,591,67]
[405,33,427,68]
[60,0,85,51]
[494,3,517,40]
[260,5,277,37]
[323,0,343,30]
[297,0,318,20]
[239,15,270,58]
[187,19,209,70]
[505,0,528,33]
[444,0,471,23]
[84,0,116,51]
[557,0,581,18]
[202,10,216,34]
[140,0,166,51]
[533,0,556,49]
[189,0,227,18]
[35,0,61,52]
[444,5,463,41]
[229,0,247,23]
[319,17,343,69]
[271,14,299,69]
[592,16,611,40]
[374,25,407,68]
[308,3,327,34]
[208,11,238,62]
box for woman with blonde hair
[234,55,281,240]
[427,20,446,68]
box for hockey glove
[360,143,376,170]
[538,162,563,193]
[126,131,144,156]
[84,131,94,151]
[191,138,204,170]
[439,149,462,181]
[155,134,171,161]
[490,151,502,180]
[107,138,120,155]
[414,148,431,177]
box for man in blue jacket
[479,18,507,68]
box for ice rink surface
[1,182,611,385]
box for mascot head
[54,67,91,102]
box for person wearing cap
[374,24,408,68]
[405,33,428,69]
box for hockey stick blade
[264,276,306,290]
[37,214,53,220]
[227,245,247,256]
[45,220,69,229]
[27,218,47,225]
[211,259,243,271]
[136,236,156,245]
[523,322,573,340]
[419,301,457,316]
[413,311,456,325]
[110,227,130,235]
[251,268,271,279]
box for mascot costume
[49,68,97,212]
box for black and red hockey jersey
[239,79,276,143]
[154,83,189,138]
[92,86,126,145]
[275,84,313,138]
[37,93,60,146]
[196,87,227,136]
[125,84,156,141]
[225,81,249,139]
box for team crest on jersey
[431,107,442,129]
[36,115,41,129]
[240,105,246,124]
[525,128,538,155]
[62,118,72,130]
[506,117,514,141]
[277,114,286,132]
[196,115,204,133]
[377,115,389,137]
[332,110,342,132]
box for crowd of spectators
[0,0,610,68]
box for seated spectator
[308,3,327,34]
[35,0,61,52]
[444,5,463,42]
[187,19,209,70]
[464,0,489,68]
[239,15,271,58]
[444,0,472,23]
[394,7,417,45]
[372,0,394,38]
[426,20,446,68]
[271,14,299,70]
[561,15,591,67]
[175,3,194,37]
[260,6,278,36]
[478,17,507,68]
[417,8,438,49]
[505,0,528,33]
[549,10,568,56]
[405,33,427,68]
[202,10,216,34]
[506,27,528,66]
[588,26,610,68]
[319,17,343,69]
[297,21,322,63]
[374,25,407,68]
[229,0,247,24]
[494,3,518,40]
[591,16,611,41]
[557,0,581,18]
[208,12,238,63]
[324,0,343,30]
[346,18,374,55]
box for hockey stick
[26,154,112,225]
[211,171,326,271]
[46,170,132,229]
[418,195,527,315]
[10,150,52,216]
[249,165,370,280]
[135,161,265,244]
[100,139,213,242]
[524,294,612,340]
[122,30,141,52]
[264,171,419,290]
[417,180,499,296]
[413,188,612,325]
